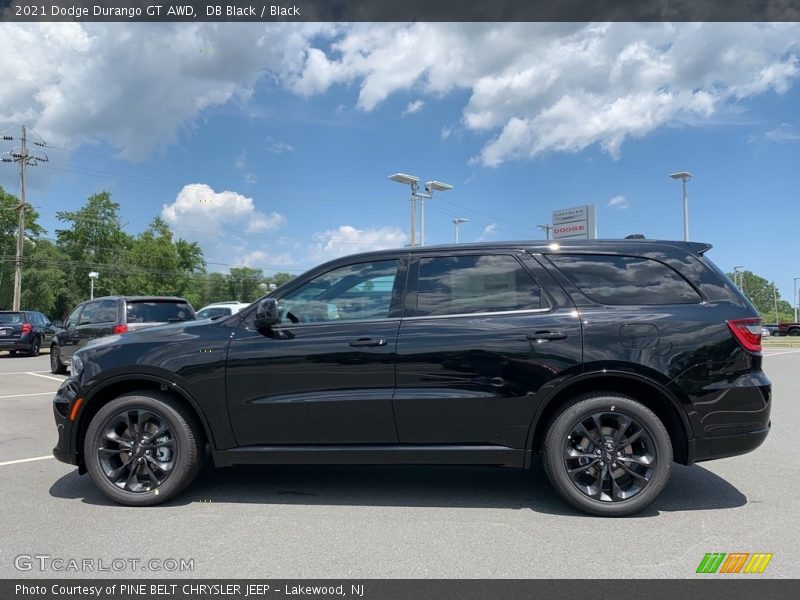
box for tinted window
[0,312,22,324]
[197,307,232,319]
[547,254,701,305]
[79,302,100,325]
[126,301,194,323]
[279,260,399,323]
[416,255,542,316]
[95,299,118,323]
[65,306,82,328]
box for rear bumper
[691,423,770,463]
[0,339,30,351]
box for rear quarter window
[547,254,702,305]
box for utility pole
[1,125,48,310]
[537,224,553,240]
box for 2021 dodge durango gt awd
[52,240,771,516]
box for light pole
[794,277,799,323]
[537,224,553,240]
[389,173,453,246]
[452,218,468,243]
[669,171,692,241]
[88,271,99,300]
[733,266,744,295]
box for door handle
[349,337,387,348]
[527,331,567,342]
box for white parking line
[0,392,55,399]
[0,370,66,377]
[0,455,53,467]
[763,349,800,356]
[24,372,64,382]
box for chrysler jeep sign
[552,205,597,240]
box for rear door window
[416,254,543,316]
[547,254,702,305]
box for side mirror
[254,298,280,330]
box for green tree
[267,271,294,289]
[21,239,67,316]
[728,270,793,323]
[0,185,47,310]
[227,267,264,302]
[56,191,133,301]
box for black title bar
[2,0,800,22]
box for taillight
[21,323,31,333]
[113,324,127,334]
[727,318,762,353]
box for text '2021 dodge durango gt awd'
[52,240,770,516]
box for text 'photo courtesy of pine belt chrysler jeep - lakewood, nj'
[51,239,771,517]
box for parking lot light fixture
[794,277,799,322]
[452,218,468,243]
[669,171,692,241]
[389,173,420,246]
[88,271,99,300]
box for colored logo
[696,552,773,574]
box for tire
[9,350,17,355]
[50,345,67,374]
[542,392,673,517]
[789,329,800,337]
[28,336,41,357]
[83,391,203,506]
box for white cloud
[235,151,247,170]
[4,22,799,166]
[266,136,295,154]
[478,223,498,241]
[237,250,296,270]
[308,225,407,261]
[161,183,286,240]
[441,126,453,139]
[402,100,425,116]
[244,173,258,184]
[764,123,800,142]
[608,195,629,209]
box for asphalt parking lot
[1,348,798,579]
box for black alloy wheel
[84,392,203,506]
[543,392,672,517]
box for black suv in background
[51,241,770,516]
[0,310,58,356]
[50,296,195,374]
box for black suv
[51,241,770,516]
[0,310,58,356]
[50,296,195,374]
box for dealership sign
[552,205,597,239]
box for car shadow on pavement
[49,459,746,517]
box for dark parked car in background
[51,240,770,516]
[0,310,58,356]
[50,296,195,374]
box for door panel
[225,258,407,446]
[393,252,582,449]
[226,320,400,445]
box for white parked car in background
[196,301,250,320]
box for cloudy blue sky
[1,22,799,303]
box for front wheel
[542,392,672,517]
[83,392,203,506]
[789,328,800,337]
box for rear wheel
[83,391,203,506]
[50,345,67,374]
[542,392,672,517]
[789,328,800,337]
[28,337,41,357]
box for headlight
[71,354,84,378]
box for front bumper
[52,378,82,467]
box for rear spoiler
[686,241,712,256]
